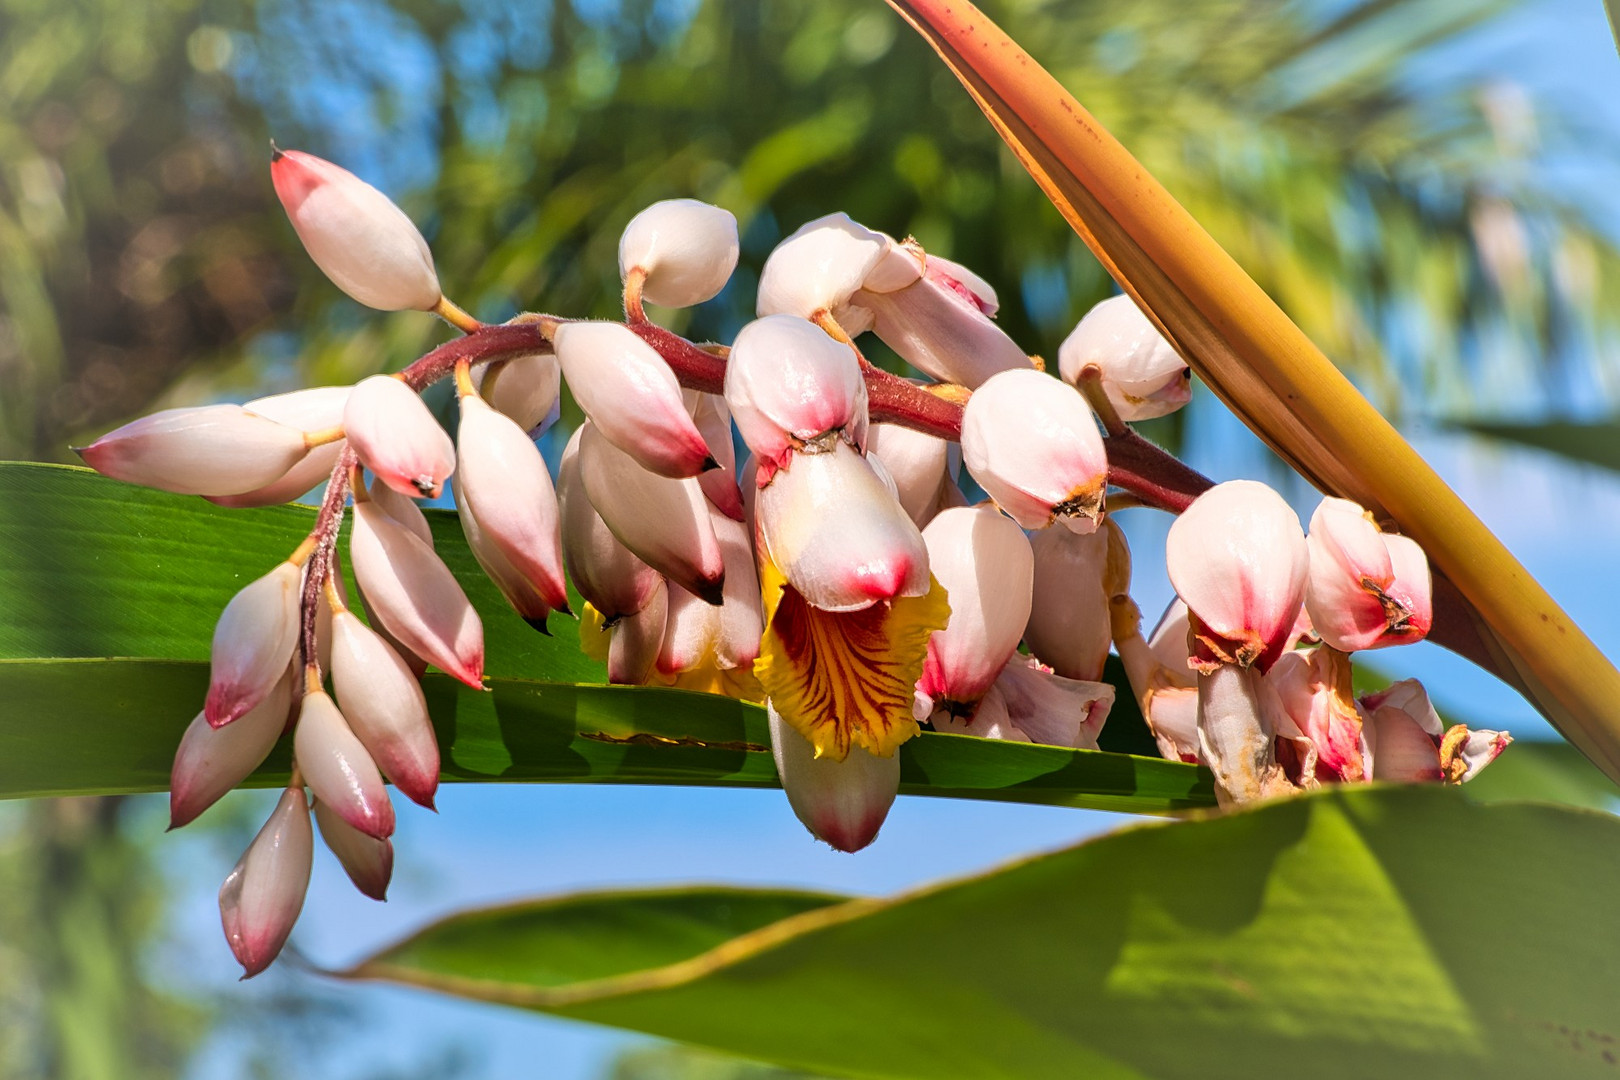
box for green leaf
[0,463,1207,812]
[1461,739,1620,812]
[1456,419,1620,475]
[340,786,1620,1079]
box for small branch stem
[623,267,648,324]
[433,296,484,334]
[1076,364,1128,438]
[299,445,358,681]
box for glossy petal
[1166,480,1308,673]
[866,421,952,528]
[1305,497,1432,653]
[171,667,296,829]
[992,656,1114,749]
[329,610,440,809]
[657,511,763,675]
[610,583,669,685]
[553,320,712,478]
[78,405,309,497]
[619,199,740,308]
[960,369,1107,533]
[270,148,440,311]
[209,387,352,507]
[350,501,484,687]
[204,562,302,727]
[313,798,394,902]
[558,427,662,622]
[293,690,394,840]
[725,314,867,470]
[344,375,456,499]
[857,255,1032,388]
[769,706,899,853]
[1265,647,1368,783]
[1057,294,1191,420]
[1023,520,1122,682]
[685,390,746,522]
[474,351,560,434]
[756,213,889,323]
[755,440,930,613]
[916,505,1032,706]
[219,786,312,978]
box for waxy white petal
[205,562,302,728]
[344,375,456,499]
[171,667,296,829]
[916,506,1032,706]
[658,511,763,675]
[270,148,440,311]
[330,610,439,810]
[313,798,393,902]
[1166,480,1308,673]
[857,256,1031,388]
[367,471,434,547]
[618,199,740,309]
[553,321,713,478]
[577,422,725,603]
[1058,294,1190,420]
[725,314,867,469]
[960,369,1107,533]
[293,690,394,840]
[686,390,746,522]
[350,501,484,687]
[606,580,668,685]
[219,786,312,978]
[992,656,1113,749]
[755,440,929,613]
[559,427,661,622]
[756,213,889,323]
[1305,497,1432,652]
[769,705,898,853]
[78,405,310,497]
[209,387,352,508]
[474,351,560,434]
[866,421,952,528]
[1023,521,1121,682]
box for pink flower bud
[205,562,302,728]
[1057,294,1190,420]
[344,375,456,499]
[855,251,1032,388]
[916,506,1032,707]
[77,405,310,497]
[270,148,440,311]
[618,199,740,309]
[368,472,435,547]
[219,786,312,978]
[577,422,725,604]
[755,440,929,613]
[208,387,352,508]
[724,314,867,471]
[1023,520,1124,682]
[606,580,668,685]
[1304,497,1432,653]
[293,689,394,840]
[1166,480,1308,673]
[1264,647,1367,783]
[559,428,662,623]
[686,390,746,522]
[553,321,713,478]
[756,213,889,325]
[658,511,763,675]
[313,798,393,902]
[769,705,898,853]
[474,352,560,434]
[454,393,569,619]
[865,421,952,528]
[330,610,440,809]
[350,501,484,687]
[171,667,296,829]
[960,369,1108,533]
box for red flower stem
[299,444,358,678]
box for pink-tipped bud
[1166,480,1308,673]
[961,369,1108,533]
[658,511,763,675]
[293,690,394,840]
[350,501,484,687]
[454,393,569,618]
[577,422,726,604]
[171,667,296,829]
[1024,520,1124,682]
[208,387,352,508]
[769,704,898,853]
[605,580,668,685]
[270,148,440,311]
[755,440,930,613]
[1304,497,1432,653]
[77,405,310,498]
[619,199,740,309]
[1058,295,1191,420]
[474,352,560,434]
[725,314,867,471]
[756,213,889,325]
[205,562,302,728]
[686,390,746,522]
[866,421,952,528]
[559,428,662,622]
[916,506,1032,707]
[368,472,434,547]
[344,375,456,499]
[313,798,394,901]
[855,249,1032,389]
[219,786,312,978]
[330,610,440,809]
[553,321,713,478]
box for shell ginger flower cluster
[76,149,1508,978]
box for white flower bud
[219,786,312,978]
[769,705,898,853]
[606,580,668,685]
[686,390,746,522]
[865,421,952,529]
[330,610,439,810]
[756,213,889,324]
[618,199,740,309]
[916,506,1032,707]
[1304,497,1432,653]
[473,351,560,434]
[205,562,302,728]
[1058,294,1190,420]
[1023,521,1119,682]
[658,511,763,676]
[559,427,662,622]
[270,148,440,311]
[344,375,456,499]
[293,689,394,840]
[209,387,352,508]
[367,472,434,547]
[171,666,296,829]
[313,798,393,902]
[77,405,310,498]
[725,314,867,470]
